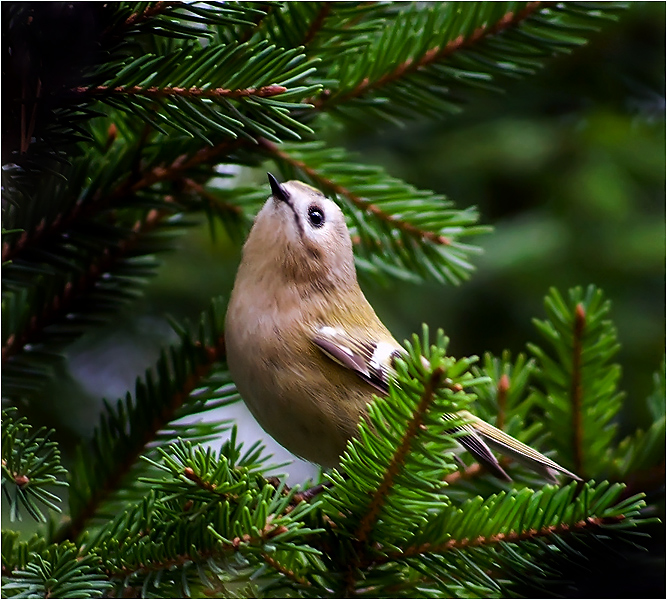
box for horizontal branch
[259,138,451,246]
[74,84,288,100]
[2,208,169,365]
[2,138,246,265]
[103,512,292,583]
[384,514,627,563]
[181,178,244,217]
[311,1,543,109]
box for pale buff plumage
[225,179,394,466]
[225,175,580,481]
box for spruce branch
[120,1,182,30]
[1,137,242,266]
[312,2,544,111]
[260,138,453,247]
[571,302,586,475]
[1,409,67,523]
[355,367,446,546]
[91,439,321,595]
[261,140,486,283]
[382,514,628,562]
[106,1,267,41]
[2,543,111,599]
[302,4,333,47]
[2,207,175,367]
[528,286,624,480]
[385,481,651,595]
[259,551,312,588]
[307,1,625,124]
[55,301,232,543]
[74,83,289,100]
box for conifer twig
[121,1,181,30]
[73,84,288,99]
[376,514,627,564]
[496,373,510,431]
[311,1,544,109]
[571,303,586,476]
[302,4,332,46]
[260,552,311,587]
[354,367,446,545]
[259,138,452,246]
[53,334,227,543]
[2,208,170,364]
[1,139,245,264]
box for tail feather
[461,411,582,482]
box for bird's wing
[312,326,399,394]
[312,326,580,483]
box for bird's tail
[453,411,582,483]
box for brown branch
[377,514,627,565]
[73,84,287,99]
[571,303,586,476]
[122,1,182,29]
[238,2,275,44]
[341,369,447,595]
[104,516,293,584]
[181,177,244,217]
[496,373,510,431]
[260,552,311,587]
[52,334,227,543]
[302,4,332,46]
[2,138,246,265]
[259,138,451,246]
[2,208,168,365]
[443,462,483,484]
[443,456,513,484]
[354,368,445,544]
[310,1,543,109]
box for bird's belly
[228,335,369,467]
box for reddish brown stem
[74,84,287,99]
[2,209,168,365]
[302,4,332,46]
[571,303,586,476]
[52,334,226,544]
[260,552,311,587]
[343,368,447,595]
[496,373,510,431]
[182,177,244,216]
[123,1,181,29]
[2,138,244,265]
[259,138,451,246]
[378,514,626,564]
[311,2,543,109]
[355,368,445,544]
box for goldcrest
[225,174,580,482]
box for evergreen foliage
[2,2,662,598]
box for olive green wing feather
[312,326,580,482]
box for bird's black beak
[267,172,289,203]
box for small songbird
[225,173,580,483]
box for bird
[224,173,580,483]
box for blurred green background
[15,0,663,523]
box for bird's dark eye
[308,205,325,228]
